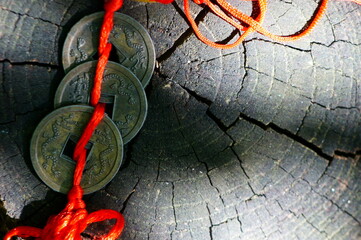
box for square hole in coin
[91,46,119,62]
[61,135,93,163]
[99,94,115,119]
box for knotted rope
[154,0,360,49]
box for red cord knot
[67,185,86,210]
[40,208,88,240]
[4,202,124,240]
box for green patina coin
[62,12,155,87]
[54,61,148,144]
[30,105,123,194]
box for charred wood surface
[0,0,360,239]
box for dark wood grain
[0,0,360,239]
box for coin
[30,105,123,194]
[54,61,148,144]
[62,12,155,87]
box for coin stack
[30,12,155,195]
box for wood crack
[173,77,334,162]
[172,103,227,209]
[171,182,178,230]
[0,7,62,28]
[120,177,141,213]
[0,59,59,69]
[156,4,209,63]
[0,108,50,126]
[277,161,361,226]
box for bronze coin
[62,12,155,87]
[54,61,148,144]
[30,105,123,194]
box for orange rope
[184,0,329,48]
[156,0,360,49]
[4,0,125,239]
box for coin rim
[30,105,124,194]
[62,11,155,87]
[54,60,148,144]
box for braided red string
[4,1,124,239]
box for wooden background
[0,0,360,239]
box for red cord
[153,0,360,49]
[4,1,124,239]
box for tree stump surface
[0,0,360,239]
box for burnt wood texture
[0,0,360,239]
